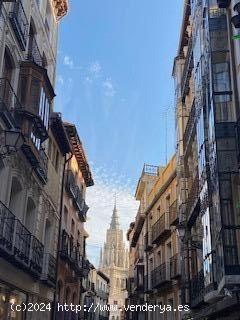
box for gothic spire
[110,195,120,229]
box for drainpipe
[52,151,73,320]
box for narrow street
[0,1,240,320]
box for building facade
[127,159,182,320]
[173,0,240,319]
[100,202,129,320]
[0,1,68,319]
[126,164,158,320]
[56,122,94,319]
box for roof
[64,122,94,187]
[97,270,110,283]
[50,113,71,155]
[177,0,191,56]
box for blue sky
[55,0,183,265]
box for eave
[64,122,94,187]
[52,0,68,21]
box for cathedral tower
[100,199,129,319]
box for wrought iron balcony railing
[9,0,28,50]
[152,213,170,244]
[183,100,197,152]
[30,235,44,276]
[151,262,171,289]
[127,277,135,296]
[97,289,108,300]
[27,35,43,67]
[134,264,144,292]
[170,254,181,279]
[41,253,56,287]
[144,275,153,293]
[186,174,200,221]
[60,230,87,276]
[0,78,22,115]
[0,200,44,278]
[189,269,205,308]
[169,200,178,226]
[142,164,159,176]
[144,232,153,251]
[65,170,88,221]
[181,38,193,98]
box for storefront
[0,282,27,320]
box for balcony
[152,213,170,244]
[21,138,48,184]
[65,170,88,222]
[181,38,193,98]
[183,101,196,153]
[142,164,159,176]
[151,262,171,289]
[0,78,48,183]
[144,275,152,293]
[60,231,89,277]
[9,0,28,50]
[27,35,43,67]
[134,244,144,264]
[130,208,145,247]
[144,232,153,251]
[186,174,200,223]
[170,254,181,279]
[127,277,135,297]
[169,200,178,226]
[0,200,44,279]
[134,264,144,292]
[41,253,56,287]
[0,78,22,126]
[189,269,205,308]
[97,288,108,300]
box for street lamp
[176,222,203,250]
[0,130,24,158]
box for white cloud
[85,166,139,265]
[89,61,102,77]
[102,78,116,97]
[84,76,93,84]
[63,55,74,68]
[58,75,64,85]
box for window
[114,301,118,305]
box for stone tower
[100,200,129,320]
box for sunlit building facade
[173,0,240,319]
[0,1,68,319]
